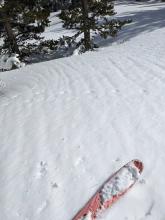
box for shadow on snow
[98,3,165,47]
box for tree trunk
[81,0,91,51]
[4,18,20,55]
[72,0,78,8]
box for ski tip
[133,159,143,173]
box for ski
[72,159,143,220]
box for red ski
[72,159,143,220]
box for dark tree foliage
[44,0,71,12]
[0,0,50,57]
[59,0,131,52]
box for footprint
[73,157,86,178]
[0,79,6,89]
[36,200,49,215]
[51,182,58,188]
[36,161,48,179]
[74,157,84,166]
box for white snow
[0,1,165,220]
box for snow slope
[0,1,165,220]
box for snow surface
[0,1,165,220]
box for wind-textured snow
[0,1,165,220]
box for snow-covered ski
[72,159,143,220]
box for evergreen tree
[44,0,70,12]
[0,0,50,57]
[59,0,131,52]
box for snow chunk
[101,164,139,203]
[0,54,25,71]
[79,212,92,220]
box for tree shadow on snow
[25,2,165,65]
[97,5,165,47]
[116,0,164,7]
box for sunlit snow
[0,1,165,220]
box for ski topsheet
[72,159,143,220]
